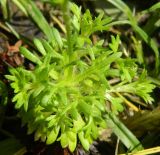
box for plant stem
[62,0,73,55]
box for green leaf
[78,131,90,151]
[52,28,63,49]
[111,79,155,104]
[117,58,138,82]
[70,2,81,31]
[49,69,59,80]
[81,9,112,37]
[34,128,43,141]
[73,115,85,131]
[12,93,24,109]
[41,39,63,59]
[34,38,46,56]
[109,35,120,53]
[76,52,122,82]
[60,133,69,148]
[47,115,57,128]
[107,95,124,114]
[46,127,60,144]
[67,131,77,152]
[78,101,92,115]
[5,22,20,39]
[20,47,42,65]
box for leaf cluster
[6,6,121,151]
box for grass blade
[0,0,8,19]
[14,0,56,44]
[12,0,28,16]
[5,22,20,39]
[142,2,160,13]
[106,112,143,152]
[107,0,137,26]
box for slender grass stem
[62,0,73,55]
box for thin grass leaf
[134,25,159,73]
[0,0,8,19]
[13,147,27,155]
[106,0,137,26]
[12,0,28,16]
[148,2,160,11]
[143,13,160,35]
[106,112,143,152]
[5,22,20,39]
[142,2,160,13]
[15,0,57,44]
[107,20,131,27]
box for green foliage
[5,1,156,153]
[131,36,144,64]
[6,36,121,151]
[106,0,160,74]
[6,6,122,150]
[80,10,112,37]
[107,77,155,104]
